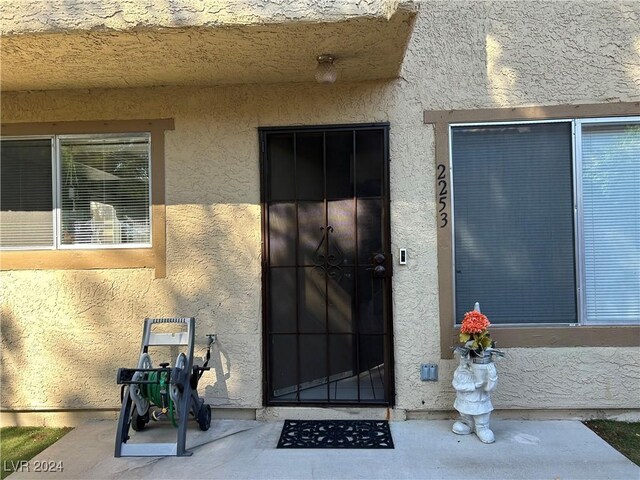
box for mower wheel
[131,407,148,432]
[197,404,211,431]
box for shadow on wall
[1,307,20,419]
[203,339,231,404]
[0,197,262,418]
[1,298,133,418]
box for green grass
[584,420,640,466]
[0,427,72,480]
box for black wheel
[197,404,211,431]
[131,407,147,432]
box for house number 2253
[437,164,448,228]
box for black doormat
[276,420,394,449]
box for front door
[261,124,393,405]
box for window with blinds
[452,122,577,325]
[0,138,55,248]
[0,133,151,249]
[580,121,640,324]
[59,134,151,246]
[451,117,640,326]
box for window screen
[581,122,640,324]
[452,122,577,324]
[0,138,54,248]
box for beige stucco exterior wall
[0,0,414,34]
[0,1,419,90]
[2,0,640,423]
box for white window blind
[580,122,640,324]
[0,138,54,248]
[59,134,151,246]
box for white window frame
[0,132,153,251]
[449,115,640,327]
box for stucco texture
[1,0,640,420]
[0,0,414,34]
[0,2,418,90]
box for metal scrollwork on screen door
[312,225,345,282]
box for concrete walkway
[7,419,639,480]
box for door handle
[367,253,392,278]
[372,265,386,278]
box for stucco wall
[0,0,416,34]
[2,0,640,420]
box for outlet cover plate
[420,363,438,381]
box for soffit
[1,10,417,91]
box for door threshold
[257,406,405,421]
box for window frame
[55,132,153,251]
[0,119,173,278]
[425,103,640,357]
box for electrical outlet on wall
[420,363,438,381]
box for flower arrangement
[459,310,493,353]
[454,303,505,359]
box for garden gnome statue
[452,302,499,444]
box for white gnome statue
[452,302,502,444]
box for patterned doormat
[276,420,394,449]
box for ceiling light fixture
[315,54,337,84]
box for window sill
[441,324,640,359]
[0,248,165,278]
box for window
[578,120,640,324]
[450,117,639,326]
[1,138,54,248]
[1,134,151,250]
[0,119,173,276]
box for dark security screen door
[261,124,394,406]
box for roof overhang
[0,2,418,91]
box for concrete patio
[6,418,639,479]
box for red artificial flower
[460,310,490,334]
